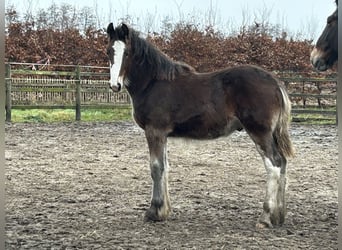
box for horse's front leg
[144,128,171,222]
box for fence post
[5,64,12,122]
[75,65,81,121]
[336,89,338,125]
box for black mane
[128,28,195,81]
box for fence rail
[4,63,337,123]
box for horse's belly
[169,118,241,139]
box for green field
[291,114,336,125]
[7,108,336,125]
[10,108,133,123]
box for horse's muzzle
[110,83,122,92]
[310,48,328,71]
[311,57,328,71]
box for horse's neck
[126,62,152,96]
[126,38,178,95]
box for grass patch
[9,108,336,125]
[291,114,336,125]
[10,108,133,123]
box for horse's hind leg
[144,127,171,221]
[252,133,287,228]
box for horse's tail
[274,84,295,158]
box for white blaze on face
[110,41,126,90]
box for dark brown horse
[106,23,294,228]
[311,0,338,71]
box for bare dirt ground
[5,121,337,249]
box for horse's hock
[5,122,337,249]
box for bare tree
[172,0,184,22]
[240,5,252,34]
[160,15,174,38]
[253,3,274,34]
[23,0,35,25]
[143,10,157,34]
[118,0,132,17]
[79,6,97,32]
[47,3,60,29]
[5,4,19,25]
[60,4,73,30]
[299,14,319,41]
[36,8,48,30]
[93,0,105,30]
[206,0,219,27]
[107,0,112,23]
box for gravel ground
[5,122,338,249]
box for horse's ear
[120,23,129,40]
[107,23,115,38]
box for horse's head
[310,1,338,71]
[106,23,130,92]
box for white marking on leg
[150,150,170,219]
[109,41,126,89]
[150,157,163,204]
[264,157,281,212]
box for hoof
[256,221,272,229]
[257,212,273,229]
[257,210,285,229]
[144,206,169,222]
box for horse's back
[221,65,279,87]
[221,65,282,102]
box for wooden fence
[5,63,337,123]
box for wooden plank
[11,104,131,109]
[81,104,131,109]
[11,69,76,76]
[292,105,336,109]
[12,105,76,109]
[11,87,75,92]
[80,72,109,77]
[291,109,336,115]
[81,89,111,93]
[289,93,336,99]
[280,77,337,82]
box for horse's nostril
[109,83,122,92]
